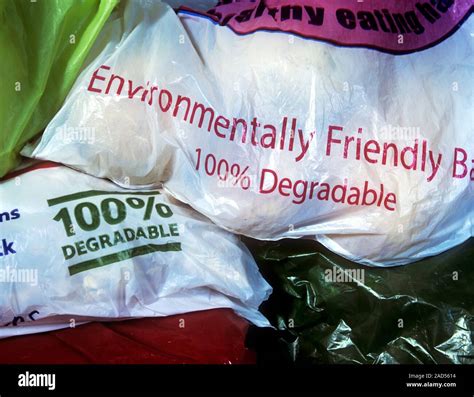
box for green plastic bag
[0,0,117,177]
[246,238,474,364]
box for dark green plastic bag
[246,238,473,364]
[0,0,117,177]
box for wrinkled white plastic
[0,164,271,338]
[27,1,473,266]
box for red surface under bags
[0,309,255,364]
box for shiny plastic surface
[27,1,473,266]
[0,163,271,338]
[247,237,474,364]
[0,0,117,177]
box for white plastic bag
[0,162,271,338]
[27,0,474,266]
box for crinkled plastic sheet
[246,237,473,364]
[0,0,117,177]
